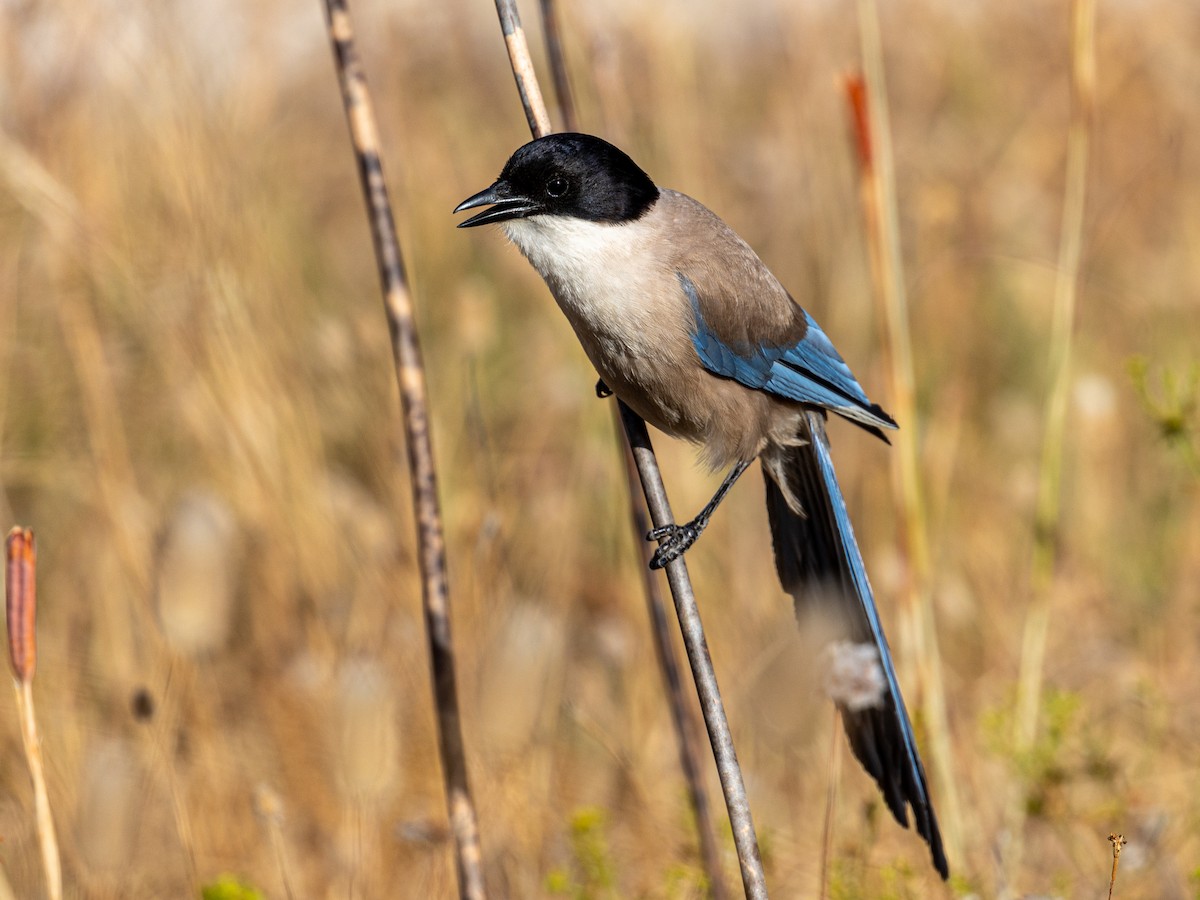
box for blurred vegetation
[1129,356,1200,477]
[201,876,266,900]
[1,0,1198,897]
[545,807,618,899]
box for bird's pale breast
[503,193,805,468]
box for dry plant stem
[537,0,578,133]
[141,666,200,891]
[1008,0,1095,888]
[494,0,553,136]
[255,786,297,900]
[59,300,151,598]
[619,404,767,900]
[268,823,298,900]
[491,0,765,895]
[1107,833,1126,900]
[320,3,486,898]
[614,413,729,900]
[851,0,964,864]
[819,710,843,900]
[6,528,61,900]
[1016,0,1096,754]
[0,863,17,900]
[531,3,726,895]
[15,681,61,900]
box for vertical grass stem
[849,0,963,862]
[1007,0,1096,889]
[320,4,487,897]
[6,528,62,900]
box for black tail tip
[919,809,950,880]
[869,401,899,430]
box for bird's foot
[595,379,613,398]
[647,519,706,570]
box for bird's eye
[546,176,569,198]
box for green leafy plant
[984,688,1114,818]
[546,807,620,899]
[200,875,265,900]
[1129,356,1200,475]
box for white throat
[501,213,661,335]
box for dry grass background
[1,0,1199,897]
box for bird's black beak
[453,181,540,228]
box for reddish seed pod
[5,527,37,682]
[843,72,873,172]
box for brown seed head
[843,72,873,173]
[5,527,36,682]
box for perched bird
[455,132,948,878]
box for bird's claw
[595,379,613,398]
[647,522,700,570]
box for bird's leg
[648,458,752,569]
[595,378,613,398]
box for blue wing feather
[680,273,895,432]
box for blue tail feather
[764,410,948,879]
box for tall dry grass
[1,1,1198,896]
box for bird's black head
[454,133,659,227]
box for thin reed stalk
[1007,0,1096,889]
[1016,0,1096,755]
[616,429,731,900]
[1106,833,1126,900]
[533,3,727,896]
[537,0,578,133]
[319,3,486,898]
[849,0,964,864]
[819,710,843,900]
[16,682,59,900]
[254,785,298,900]
[618,405,766,899]
[139,666,200,892]
[5,528,62,900]
[488,2,766,895]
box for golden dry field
[1,1,1198,897]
